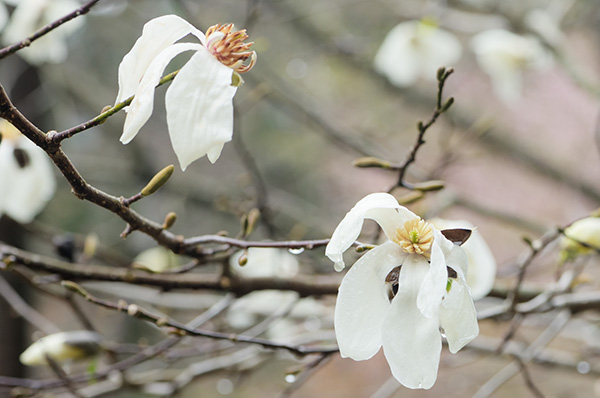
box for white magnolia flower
[560,217,600,262]
[2,0,85,64]
[374,20,462,87]
[470,29,551,102]
[20,330,102,366]
[115,15,256,170]
[326,193,478,389]
[430,219,496,300]
[227,248,299,329]
[0,119,55,223]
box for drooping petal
[335,242,404,361]
[0,137,56,223]
[416,230,448,318]
[440,276,479,353]
[119,42,202,144]
[326,193,418,271]
[382,254,441,389]
[115,14,205,104]
[165,47,237,170]
[431,219,496,300]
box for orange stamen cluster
[205,23,257,73]
[393,218,434,255]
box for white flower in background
[559,217,600,262]
[227,248,299,329]
[326,193,478,389]
[430,218,496,300]
[2,0,85,64]
[374,19,462,87]
[470,29,551,103]
[20,330,102,366]
[0,119,55,223]
[115,15,256,170]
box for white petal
[382,254,441,389]
[115,14,205,104]
[374,21,461,87]
[431,219,496,300]
[326,193,418,271]
[416,230,447,318]
[440,277,479,353]
[334,242,404,361]
[374,22,421,87]
[0,137,55,223]
[165,48,237,170]
[119,42,202,144]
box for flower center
[205,24,257,73]
[393,218,434,255]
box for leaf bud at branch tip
[141,165,174,196]
[162,212,177,229]
[238,250,248,266]
[412,180,445,192]
[243,208,260,237]
[436,67,446,81]
[396,191,425,205]
[441,97,454,112]
[352,157,391,169]
[60,281,88,296]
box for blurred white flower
[430,219,496,300]
[326,193,478,389]
[2,0,85,64]
[374,20,462,87]
[470,29,551,102]
[0,119,55,223]
[560,217,600,262]
[115,15,256,170]
[132,246,180,273]
[20,330,102,366]
[227,248,299,329]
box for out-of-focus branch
[0,275,60,334]
[0,242,340,296]
[63,281,338,356]
[0,0,101,61]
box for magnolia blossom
[2,0,85,64]
[559,217,600,262]
[115,15,256,170]
[470,29,551,102]
[374,20,462,87]
[430,218,496,300]
[0,119,55,223]
[326,193,478,389]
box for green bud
[397,191,424,205]
[162,212,177,229]
[352,157,391,169]
[238,251,249,266]
[141,165,174,196]
[441,97,454,112]
[412,180,445,192]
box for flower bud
[20,331,102,366]
[141,165,174,196]
[411,180,445,192]
[352,157,392,169]
[162,212,177,229]
[560,217,600,262]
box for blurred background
[0,0,600,397]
